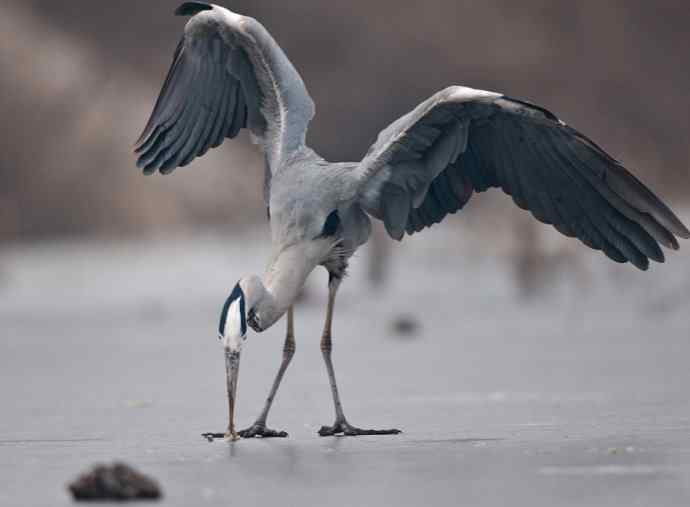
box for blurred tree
[2,0,688,242]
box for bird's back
[267,152,369,259]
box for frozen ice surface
[1,227,690,506]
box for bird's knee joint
[320,334,332,353]
[283,334,296,357]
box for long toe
[239,425,288,438]
[342,425,401,436]
[201,432,227,442]
[318,422,401,437]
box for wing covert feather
[355,86,688,270]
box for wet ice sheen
[1,231,690,506]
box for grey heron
[135,2,689,439]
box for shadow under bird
[135,2,690,439]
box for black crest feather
[175,2,213,16]
[219,284,246,337]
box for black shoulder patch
[218,283,246,337]
[502,95,560,122]
[175,2,213,16]
[317,210,340,238]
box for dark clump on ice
[390,314,421,337]
[68,463,162,501]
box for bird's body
[267,154,365,277]
[136,2,689,439]
[238,152,368,332]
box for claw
[239,424,289,438]
[201,432,227,442]
[318,421,401,437]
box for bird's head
[218,282,247,352]
[218,276,273,352]
[218,276,266,352]
[217,276,264,439]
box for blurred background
[1,0,689,243]
[2,3,690,505]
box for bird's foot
[201,432,226,442]
[318,420,401,437]
[201,431,241,442]
[238,422,288,439]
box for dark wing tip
[175,2,213,16]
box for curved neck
[252,286,283,331]
[246,245,318,331]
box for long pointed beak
[224,349,241,441]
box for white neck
[241,245,319,331]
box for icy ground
[1,227,690,506]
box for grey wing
[354,86,689,270]
[135,28,254,175]
[134,3,315,193]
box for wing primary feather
[548,128,679,250]
[406,209,422,234]
[605,163,690,239]
[433,169,462,212]
[444,163,470,208]
[136,47,197,159]
[139,95,195,173]
[604,213,664,263]
[186,58,222,162]
[140,49,192,145]
[464,137,492,191]
[488,121,530,211]
[548,129,664,264]
[197,37,226,151]
[507,118,572,229]
[498,119,551,221]
[538,132,623,251]
[525,136,605,251]
[201,64,230,155]
[414,199,433,227]
[426,184,449,223]
[159,81,206,173]
[509,120,574,237]
[206,74,232,151]
[569,126,688,240]
[474,127,509,193]
[541,131,649,268]
[222,82,239,138]
[141,92,198,173]
[227,85,245,138]
[175,98,210,169]
[522,123,616,253]
[136,38,186,147]
[141,54,204,172]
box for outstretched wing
[354,86,689,270]
[134,2,315,180]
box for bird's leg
[318,276,401,437]
[239,307,295,438]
